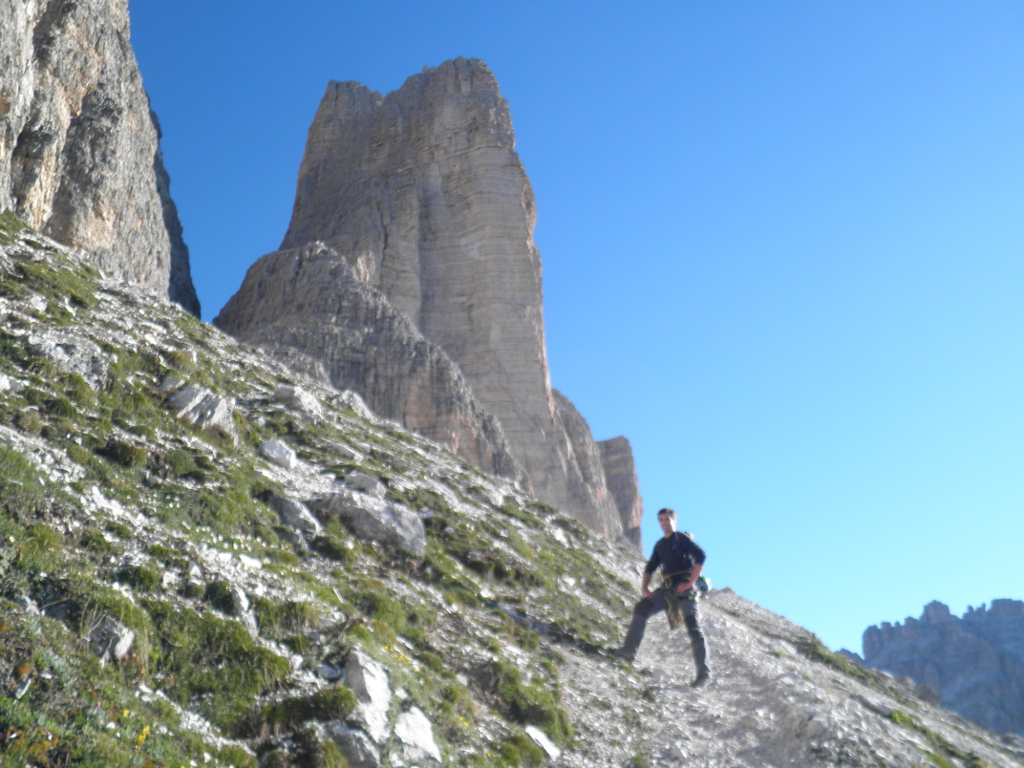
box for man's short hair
[657,507,677,521]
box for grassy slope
[0,214,643,768]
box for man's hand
[641,586,654,599]
[676,563,703,595]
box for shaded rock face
[219,58,627,536]
[597,435,644,550]
[863,599,1024,735]
[214,242,525,484]
[0,0,199,314]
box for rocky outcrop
[550,390,621,539]
[217,58,629,537]
[863,599,1024,735]
[597,436,644,550]
[0,0,199,314]
[214,242,524,483]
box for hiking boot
[613,648,634,663]
[690,670,711,688]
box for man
[616,507,711,687]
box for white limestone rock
[597,435,644,551]
[269,495,322,537]
[88,616,134,664]
[274,384,324,423]
[24,331,107,390]
[309,488,425,557]
[344,650,391,745]
[344,471,385,499]
[258,438,297,470]
[392,707,442,766]
[169,384,238,446]
[525,725,561,762]
[337,390,375,422]
[214,60,627,537]
[328,722,381,768]
[325,441,361,462]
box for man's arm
[676,562,703,594]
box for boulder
[258,438,298,470]
[524,725,561,762]
[337,390,375,422]
[269,496,322,537]
[392,707,442,766]
[344,472,386,499]
[309,488,425,557]
[230,585,258,639]
[169,384,238,445]
[24,331,107,389]
[344,650,391,744]
[325,441,361,462]
[274,384,325,423]
[88,616,134,664]
[328,722,381,768]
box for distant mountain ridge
[859,599,1024,736]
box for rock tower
[216,58,640,544]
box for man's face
[658,513,676,537]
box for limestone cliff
[0,0,199,314]
[215,241,525,483]
[863,599,1024,735]
[597,436,644,550]
[218,58,625,536]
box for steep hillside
[1,217,1022,768]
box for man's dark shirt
[644,531,706,587]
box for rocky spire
[218,58,632,538]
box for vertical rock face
[0,0,199,315]
[862,599,1024,735]
[218,58,628,537]
[215,242,525,484]
[597,436,644,551]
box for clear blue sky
[128,0,1024,653]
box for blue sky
[129,0,1024,653]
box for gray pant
[620,588,709,673]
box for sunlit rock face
[219,58,626,536]
[0,0,199,314]
[863,599,1024,735]
[215,241,525,484]
[597,436,644,551]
